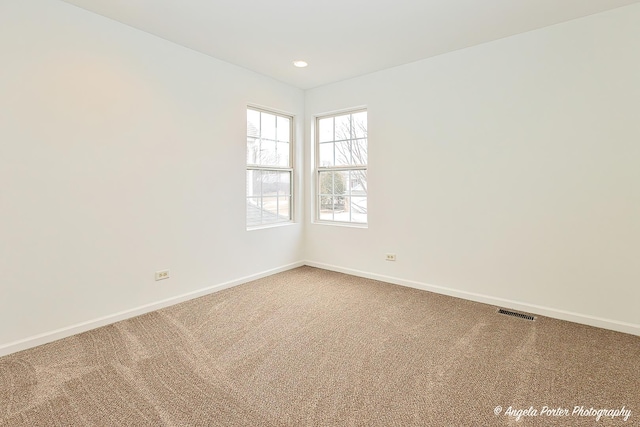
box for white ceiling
[60,0,639,89]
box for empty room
[1,0,638,425]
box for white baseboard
[0,261,305,357]
[2,259,636,358]
[304,261,640,337]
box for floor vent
[498,308,535,321]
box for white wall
[0,0,304,353]
[305,4,640,334]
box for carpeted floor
[1,266,638,426]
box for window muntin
[247,108,293,228]
[316,110,367,224]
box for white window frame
[315,109,368,226]
[246,106,294,229]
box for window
[246,107,293,228]
[316,110,367,224]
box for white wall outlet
[385,253,396,261]
[155,270,170,281]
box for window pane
[278,196,290,218]
[246,170,261,197]
[354,138,367,165]
[334,170,347,195]
[319,142,334,167]
[261,171,277,195]
[246,197,262,227]
[351,196,367,223]
[247,109,260,138]
[261,112,276,140]
[351,169,367,194]
[335,140,351,166]
[319,195,334,221]
[319,171,347,196]
[330,196,349,222]
[246,137,259,164]
[277,116,290,142]
[353,111,367,138]
[262,196,279,223]
[259,139,276,165]
[318,117,333,143]
[351,196,367,214]
[277,142,290,167]
[318,171,331,195]
[278,171,291,195]
[334,114,350,141]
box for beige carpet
[1,266,638,426]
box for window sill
[247,221,296,231]
[312,221,368,229]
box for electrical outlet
[155,270,170,281]
[385,254,396,261]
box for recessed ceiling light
[293,60,308,68]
